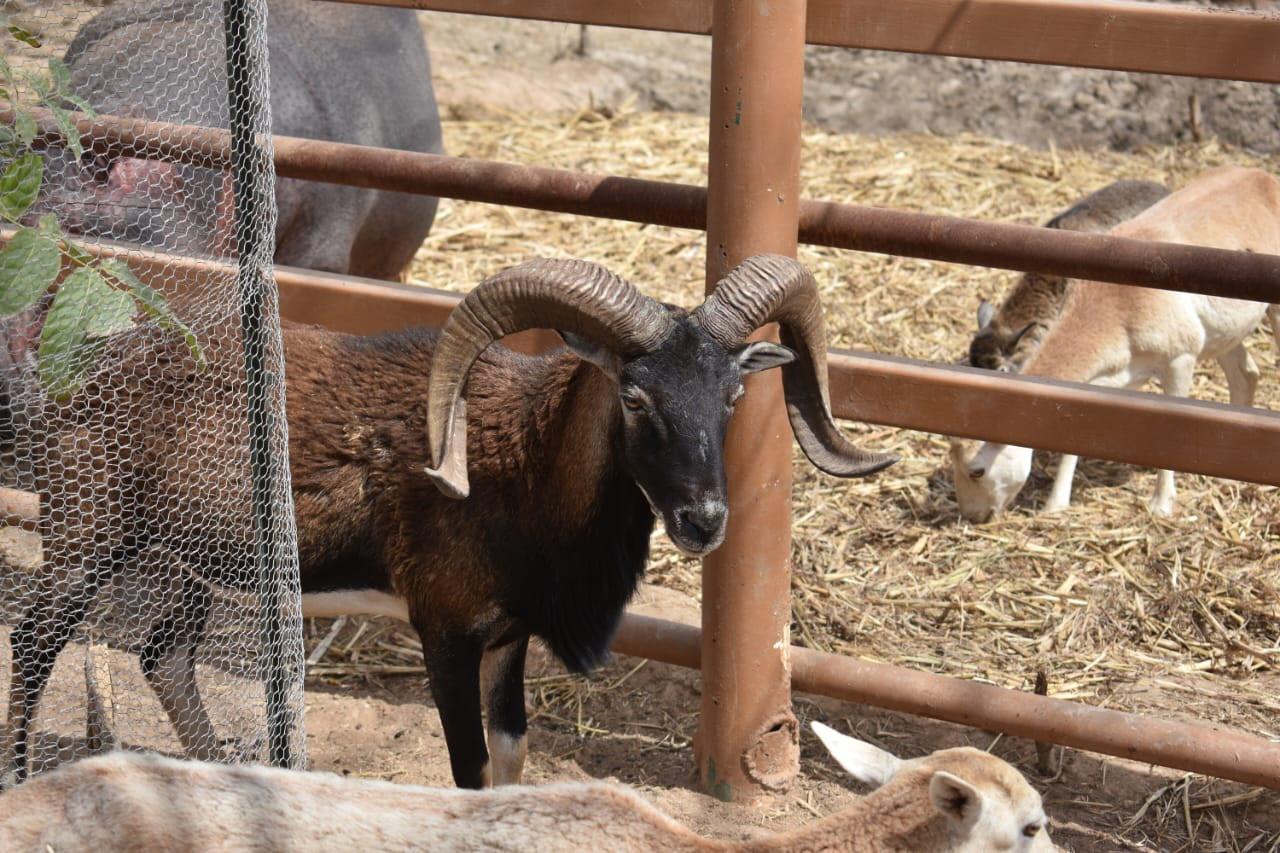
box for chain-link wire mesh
[0,0,305,784]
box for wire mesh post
[695,0,806,802]
[223,0,299,768]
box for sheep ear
[560,331,622,376]
[811,721,902,786]
[1007,321,1037,351]
[734,341,795,374]
[976,299,996,331]
[929,770,985,832]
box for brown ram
[3,256,894,790]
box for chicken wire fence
[0,0,305,785]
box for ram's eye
[622,394,646,413]
[1022,823,1043,838]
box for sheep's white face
[949,439,1034,523]
[812,722,1054,852]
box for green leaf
[36,212,60,240]
[98,257,145,293]
[100,258,205,369]
[86,289,136,340]
[0,152,42,220]
[13,112,36,148]
[0,227,60,315]
[37,266,135,399]
[47,58,70,94]
[58,92,96,119]
[49,104,81,159]
[19,70,49,101]
[58,236,95,267]
[7,24,41,49]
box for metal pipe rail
[57,238,1274,489]
[274,268,1280,488]
[327,0,1280,84]
[612,613,1280,790]
[34,237,1280,485]
[12,106,1280,304]
[694,0,806,797]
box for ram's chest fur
[285,325,653,669]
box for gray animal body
[41,0,442,279]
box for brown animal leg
[139,565,221,761]
[417,622,488,789]
[3,563,103,786]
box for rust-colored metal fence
[11,235,1275,793]
[12,0,1280,798]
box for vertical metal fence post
[695,0,806,802]
[224,0,295,768]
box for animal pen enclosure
[1,0,1279,821]
[0,0,305,782]
[293,0,1280,799]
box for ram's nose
[669,500,728,555]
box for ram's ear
[734,340,795,374]
[560,331,622,376]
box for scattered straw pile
[403,108,1279,750]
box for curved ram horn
[425,258,675,498]
[692,254,898,477]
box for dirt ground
[420,4,1280,153]
[298,588,1280,852]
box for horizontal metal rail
[612,613,1280,790]
[829,350,1280,486]
[16,235,1277,485]
[13,106,1280,304]
[324,0,1280,84]
[103,247,1275,488]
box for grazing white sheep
[954,166,1280,521]
[0,722,1053,852]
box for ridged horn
[692,254,898,477]
[425,258,675,498]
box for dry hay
[305,108,1280,849]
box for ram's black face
[594,317,794,556]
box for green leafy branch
[0,18,202,400]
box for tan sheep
[953,166,1280,521]
[0,721,1053,852]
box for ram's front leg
[417,621,488,788]
[482,636,529,785]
